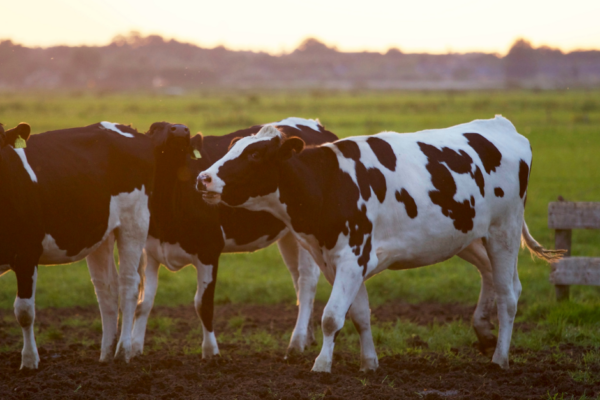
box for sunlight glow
[3,0,600,53]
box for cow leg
[194,261,220,358]
[14,264,39,369]
[86,234,120,362]
[348,283,378,372]
[277,232,320,356]
[457,239,497,357]
[113,213,149,362]
[313,262,363,373]
[132,253,160,356]
[483,224,521,369]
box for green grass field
[1,90,599,352]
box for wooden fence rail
[547,198,600,301]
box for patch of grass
[147,317,175,334]
[1,90,600,352]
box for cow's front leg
[349,283,378,372]
[277,233,320,356]
[114,218,148,363]
[14,263,39,369]
[194,260,220,358]
[312,262,363,373]
[132,253,161,356]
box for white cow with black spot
[197,116,564,372]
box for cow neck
[278,146,335,242]
[150,145,190,235]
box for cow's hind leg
[14,264,39,369]
[194,260,220,358]
[277,232,320,356]
[132,252,160,356]
[457,239,497,357]
[114,199,149,362]
[348,283,378,372]
[87,234,120,362]
[483,223,522,369]
[313,261,363,373]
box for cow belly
[146,236,194,271]
[38,188,148,265]
[222,229,286,253]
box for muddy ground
[0,302,597,399]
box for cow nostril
[170,126,177,132]
[204,175,212,184]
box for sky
[2,0,600,54]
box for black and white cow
[131,118,338,358]
[0,121,191,369]
[198,116,564,372]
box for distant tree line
[0,33,599,92]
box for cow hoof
[312,357,332,373]
[201,348,220,359]
[492,357,509,370]
[20,353,40,370]
[114,342,133,363]
[359,357,379,372]
[131,341,144,357]
[286,337,307,358]
[476,336,497,358]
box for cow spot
[336,141,387,203]
[281,147,373,271]
[494,187,504,197]
[463,133,502,174]
[395,189,418,219]
[418,142,479,233]
[367,136,396,171]
[519,160,529,198]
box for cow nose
[196,173,211,191]
[170,124,190,137]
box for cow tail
[137,249,147,304]
[521,220,566,263]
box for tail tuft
[137,249,147,304]
[521,221,567,263]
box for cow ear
[190,132,203,160]
[278,136,305,160]
[228,136,243,150]
[6,123,31,147]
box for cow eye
[249,151,262,161]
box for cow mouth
[202,191,221,204]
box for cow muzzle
[197,173,221,204]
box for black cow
[131,118,338,358]
[0,120,191,369]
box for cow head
[197,125,304,207]
[0,123,31,149]
[146,122,192,154]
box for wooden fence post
[554,228,572,301]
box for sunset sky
[2,0,600,54]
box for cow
[0,120,192,369]
[131,117,338,359]
[197,115,565,373]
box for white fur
[14,148,38,183]
[268,117,322,132]
[100,121,134,138]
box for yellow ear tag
[14,137,26,149]
[192,149,202,160]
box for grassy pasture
[0,89,599,353]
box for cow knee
[321,312,343,337]
[14,298,34,328]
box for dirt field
[1,303,597,399]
